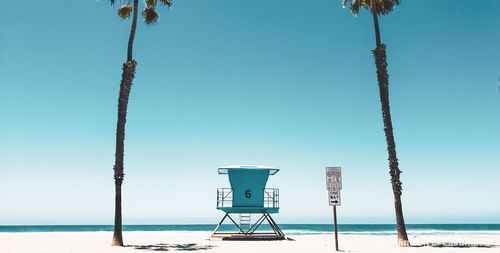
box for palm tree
[342,0,410,247]
[108,0,172,246]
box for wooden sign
[326,167,342,191]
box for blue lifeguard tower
[211,165,285,240]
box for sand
[0,232,498,253]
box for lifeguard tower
[211,165,285,240]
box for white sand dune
[1,232,498,253]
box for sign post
[333,205,338,251]
[326,167,341,251]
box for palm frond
[342,0,400,15]
[146,0,156,8]
[143,7,159,24]
[159,0,172,7]
[351,0,364,15]
[117,4,133,19]
[376,0,400,15]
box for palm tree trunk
[370,0,410,247]
[111,0,139,247]
[370,0,381,48]
[111,60,137,246]
[111,178,123,246]
[127,0,139,62]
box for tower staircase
[239,214,251,231]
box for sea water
[1,224,499,235]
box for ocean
[1,224,499,235]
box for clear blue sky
[1,0,499,225]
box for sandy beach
[0,232,498,253]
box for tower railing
[216,188,279,208]
[264,188,279,208]
[217,188,233,208]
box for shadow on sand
[412,242,498,248]
[127,243,216,251]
